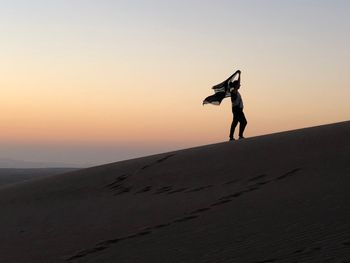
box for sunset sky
[1,0,349,167]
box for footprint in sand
[141,154,176,170]
[154,186,172,194]
[135,186,152,194]
[185,185,213,193]
[173,215,199,223]
[189,207,211,214]
[105,174,129,189]
[274,168,302,181]
[154,223,171,229]
[211,199,233,207]
[167,188,188,194]
[223,179,240,185]
[113,186,131,195]
[248,174,267,182]
[156,154,176,163]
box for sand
[0,168,78,188]
[0,121,349,263]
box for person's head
[229,80,240,91]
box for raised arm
[237,70,241,84]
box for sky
[1,0,349,167]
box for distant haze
[0,158,77,169]
[0,143,184,168]
[1,1,349,166]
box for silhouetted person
[229,70,247,140]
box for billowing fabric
[203,71,240,105]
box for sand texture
[0,121,349,263]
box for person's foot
[239,136,245,140]
[229,137,235,141]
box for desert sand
[0,168,78,188]
[0,121,349,263]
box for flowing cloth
[203,71,240,105]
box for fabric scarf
[203,71,239,105]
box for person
[229,70,247,141]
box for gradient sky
[1,0,349,167]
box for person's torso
[231,91,243,109]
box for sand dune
[0,168,78,188]
[0,121,349,263]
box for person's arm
[237,70,241,85]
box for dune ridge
[0,121,349,263]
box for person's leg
[230,110,239,139]
[238,111,247,138]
